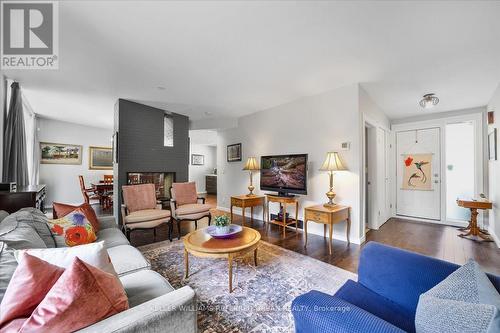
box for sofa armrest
[98,216,118,230]
[78,286,197,333]
[292,291,404,333]
[358,242,460,314]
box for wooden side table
[456,199,493,242]
[304,204,351,255]
[230,195,266,226]
[266,195,299,237]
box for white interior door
[396,128,441,220]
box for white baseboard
[394,214,468,228]
[488,226,500,248]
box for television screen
[260,154,308,195]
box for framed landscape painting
[191,154,205,165]
[227,143,242,162]
[41,142,83,165]
[89,146,113,170]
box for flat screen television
[260,154,308,196]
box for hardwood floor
[126,195,500,275]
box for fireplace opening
[127,172,175,207]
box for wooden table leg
[459,208,493,242]
[184,249,189,279]
[230,204,233,224]
[262,203,265,225]
[346,209,351,245]
[295,202,298,232]
[242,206,245,226]
[283,204,287,237]
[228,254,233,293]
[323,224,327,238]
[328,223,333,255]
[304,219,308,247]
[254,247,258,266]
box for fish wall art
[402,153,432,190]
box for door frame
[391,112,484,227]
[361,114,391,232]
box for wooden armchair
[78,175,100,205]
[121,183,171,241]
[170,182,212,240]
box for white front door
[396,128,441,220]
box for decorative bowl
[206,225,242,239]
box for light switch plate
[341,142,350,150]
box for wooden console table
[230,195,265,226]
[304,204,351,255]
[266,195,299,237]
[456,199,493,242]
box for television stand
[266,194,299,237]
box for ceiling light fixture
[419,93,439,109]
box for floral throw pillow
[47,209,97,247]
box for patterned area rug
[139,239,357,333]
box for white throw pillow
[14,241,117,276]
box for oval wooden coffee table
[183,226,261,293]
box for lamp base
[323,202,337,208]
[324,190,336,208]
[247,184,255,197]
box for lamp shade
[319,152,347,171]
[243,157,260,171]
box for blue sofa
[292,242,500,333]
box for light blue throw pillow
[415,260,500,333]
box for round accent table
[183,226,261,293]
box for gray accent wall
[114,99,189,224]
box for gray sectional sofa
[0,208,197,333]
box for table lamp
[320,152,347,207]
[243,157,260,196]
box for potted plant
[214,215,231,235]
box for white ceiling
[3,1,500,128]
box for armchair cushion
[125,209,171,224]
[175,203,212,216]
[172,182,198,206]
[122,184,157,213]
[334,279,414,332]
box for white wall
[38,118,113,206]
[217,84,365,244]
[0,76,5,177]
[487,83,500,246]
[189,144,216,193]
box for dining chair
[170,182,212,240]
[78,175,100,205]
[121,183,172,241]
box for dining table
[91,182,114,210]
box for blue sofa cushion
[358,242,461,314]
[335,279,415,333]
[292,290,405,333]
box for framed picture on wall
[489,128,497,161]
[89,146,113,170]
[227,143,242,162]
[40,142,83,165]
[191,154,205,165]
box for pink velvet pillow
[172,182,198,206]
[0,253,64,328]
[122,183,157,213]
[19,257,129,332]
